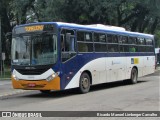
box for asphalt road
[0,70,159,120]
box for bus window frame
[77,30,94,53]
[60,28,77,63]
[106,33,119,53]
[145,38,154,52]
[93,32,107,53]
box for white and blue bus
[11,22,155,93]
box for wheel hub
[82,78,89,89]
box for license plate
[28,83,36,87]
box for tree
[11,0,35,24]
[37,0,65,21]
[1,0,160,64]
[0,0,12,64]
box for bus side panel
[126,56,144,78]
[64,53,106,89]
[64,53,155,90]
[87,57,106,85]
[125,54,155,79]
[106,55,127,82]
[143,56,155,76]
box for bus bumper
[11,76,60,90]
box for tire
[129,68,138,84]
[79,72,91,94]
[40,90,51,94]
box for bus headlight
[12,74,19,80]
[46,72,60,81]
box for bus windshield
[11,33,57,66]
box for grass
[0,65,11,80]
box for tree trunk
[131,19,139,32]
[140,19,149,33]
[150,17,159,34]
[1,3,12,65]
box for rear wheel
[79,72,91,94]
[129,68,138,84]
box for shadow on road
[22,80,146,98]
[90,80,146,92]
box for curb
[155,67,160,71]
[0,90,33,98]
[0,78,11,81]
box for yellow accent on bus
[11,76,60,90]
[134,58,139,64]
[25,25,44,32]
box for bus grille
[16,68,49,75]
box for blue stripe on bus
[59,52,155,89]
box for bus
[11,22,155,93]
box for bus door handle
[120,68,123,69]
[109,69,112,70]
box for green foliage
[5,0,160,34]
[35,0,65,21]
[155,31,160,48]
[10,0,35,24]
[1,0,160,61]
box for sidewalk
[0,78,11,81]
[0,80,11,86]
[156,66,160,71]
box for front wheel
[129,68,138,84]
[79,72,91,94]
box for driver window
[61,29,76,62]
[70,37,75,51]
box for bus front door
[61,34,77,89]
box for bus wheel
[40,90,51,94]
[129,68,138,84]
[79,72,91,94]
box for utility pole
[0,16,2,77]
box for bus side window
[78,43,88,52]
[129,46,136,52]
[77,31,93,52]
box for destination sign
[25,25,44,32]
[13,24,56,34]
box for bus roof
[14,22,154,39]
[55,22,154,38]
